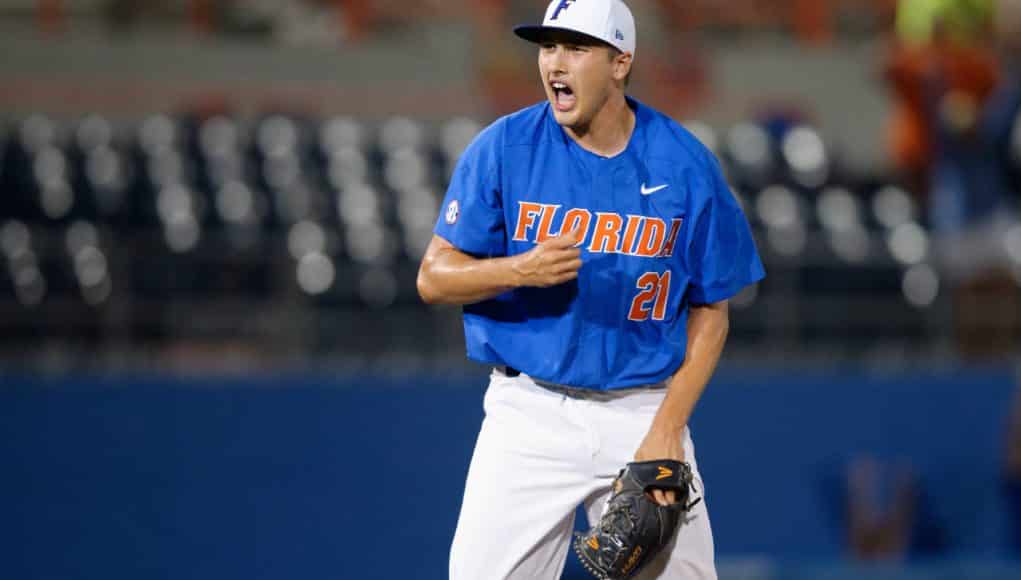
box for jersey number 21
[627,271,671,322]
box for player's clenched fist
[511,228,583,287]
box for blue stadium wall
[1,367,1018,579]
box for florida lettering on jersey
[511,202,682,258]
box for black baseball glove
[573,460,700,580]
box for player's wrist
[505,254,529,288]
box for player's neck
[564,93,635,158]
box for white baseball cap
[514,0,636,56]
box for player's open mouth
[551,81,577,112]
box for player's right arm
[417,230,582,306]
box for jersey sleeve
[433,120,506,257]
[684,156,765,304]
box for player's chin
[549,105,581,127]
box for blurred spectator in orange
[883,0,1021,360]
[938,0,1021,358]
[883,0,998,198]
[989,0,1021,197]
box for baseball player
[417,1,765,578]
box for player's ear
[612,51,633,84]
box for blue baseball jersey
[434,97,765,389]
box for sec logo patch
[445,200,460,225]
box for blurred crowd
[853,0,1021,549]
[882,0,1021,359]
[23,1,896,44]
[842,5,1021,559]
[0,0,1016,366]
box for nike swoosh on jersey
[640,183,669,195]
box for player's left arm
[635,299,729,505]
[633,146,762,508]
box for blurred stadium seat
[0,111,990,362]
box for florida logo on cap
[551,0,576,20]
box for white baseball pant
[450,369,717,580]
